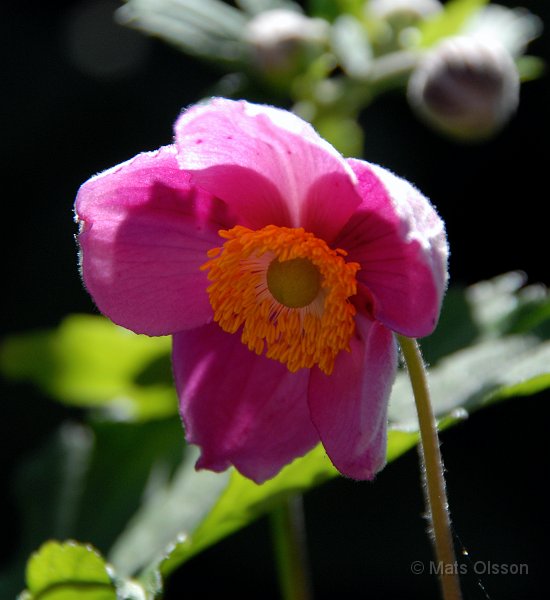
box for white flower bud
[244,9,329,75]
[368,0,443,22]
[407,36,520,140]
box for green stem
[270,494,313,600]
[397,336,463,600]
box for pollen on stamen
[205,247,221,259]
[201,225,360,375]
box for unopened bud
[368,0,442,22]
[407,36,520,140]
[244,9,328,76]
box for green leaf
[5,422,412,596]
[420,285,479,365]
[4,418,184,596]
[117,0,248,64]
[107,446,230,577]
[418,0,489,47]
[309,0,363,21]
[160,429,419,576]
[391,273,550,427]
[107,431,420,582]
[8,274,550,599]
[313,114,364,157]
[12,424,94,560]
[155,445,337,577]
[20,540,153,600]
[421,272,550,365]
[465,272,550,339]
[0,315,176,421]
[74,420,185,552]
[389,335,550,428]
[517,55,545,82]
[235,0,300,15]
[22,541,116,600]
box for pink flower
[75,98,448,483]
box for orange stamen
[201,225,360,375]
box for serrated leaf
[23,541,115,600]
[0,315,176,421]
[419,0,489,47]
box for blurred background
[2,1,549,598]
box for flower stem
[397,335,463,600]
[270,494,313,600]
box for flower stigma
[267,257,321,308]
[202,225,360,374]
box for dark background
[3,1,549,598]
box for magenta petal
[308,316,396,480]
[174,98,361,240]
[75,146,230,336]
[336,159,448,338]
[173,323,320,483]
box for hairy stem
[398,335,463,600]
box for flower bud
[407,36,520,141]
[368,0,442,23]
[244,9,328,78]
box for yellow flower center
[201,225,360,375]
[267,258,321,308]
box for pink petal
[173,323,320,484]
[75,146,232,336]
[308,315,396,480]
[336,159,448,338]
[174,98,361,241]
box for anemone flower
[75,98,448,484]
